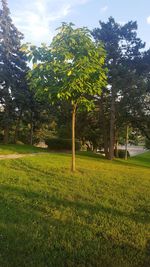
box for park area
[0,0,150,266]
[0,144,149,267]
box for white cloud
[100,5,108,13]
[11,0,89,45]
[147,16,150,24]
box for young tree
[26,23,107,171]
[0,0,27,143]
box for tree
[0,0,27,143]
[26,23,107,171]
[116,48,150,145]
[129,49,150,140]
[92,17,145,159]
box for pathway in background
[0,154,35,160]
[0,153,48,160]
[0,146,147,160]
[119,145,146,156]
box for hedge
[45,138,81,151]
[114,149,130,158]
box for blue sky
[6,0,150,48]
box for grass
[127,151,150,168]
[0,144,47,155]
[0,148,149,267]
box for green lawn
[127,151,150,168]
[0,149,149,267]
[0,144,47,154]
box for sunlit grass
[0,149,149,267]
[0,144,47,155]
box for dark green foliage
[145,138,150,149]
[0,0,54,145]
[114,149,130,158]
[92,17,145,159]
[45,138,81,151]
[76,107,104,151]
[0,0,28,143]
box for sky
[5,0,150,48]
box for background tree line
[0,0,150,161]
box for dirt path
[0,153,46,160]
[0,146,148,160]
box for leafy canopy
[26,23,107,110]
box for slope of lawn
[128,151,150,168]
[0,144,47,155]
[0,150,149,267]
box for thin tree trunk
[114,128,119,158]
[30,112,34,145]
[3,125,9,144]
[3,106,9,144]
[125,124,129,160]
[115,140,118,158]
[71,104,76,172]
[104,131,109,159]
[100,93,109,159]
[109,89,115,160]
[14,110,22,144]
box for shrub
[114,149,130,158]
[16,141,24,145]
[145,139,150,149]
[0,133,3,142]
[45,138,81,151]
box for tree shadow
[1,183,150,225]
[0,184,149,266]
[114,158,150,169]
[76,151,105,160]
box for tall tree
[0,0,27,143]
[26,23,107,171]
[92,17,145,159]
[117,48,150,144]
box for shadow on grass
[1,184,149,225]
[76,151,105,160]
[115,151,150,169]
[45,151,105,160]
[54,151,150,169]
[130,153,150,165]
[0,184,150,267]
[114,158,150,169]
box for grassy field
[126,151,150,168]
[0,147,149,267]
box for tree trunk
[30,112,34,145]
[114,140,118,158]
[114,128,119,158]
[71,104,76,172]
[3,105,9,144]
[3,125,9,144]
[125,124,129,160]
[14,110,22,144]
[104,131,109,159]
[109,89,115,160]
[100,93,109,159]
